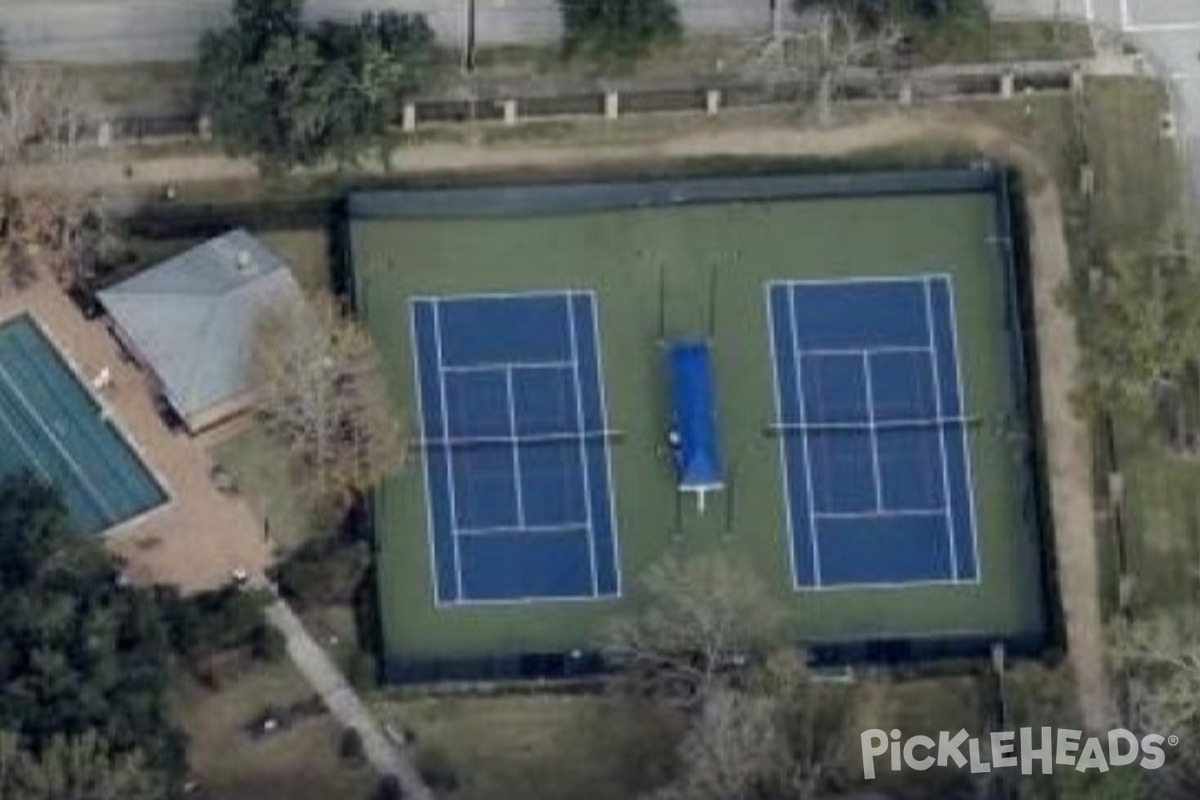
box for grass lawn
[209,424,322,555]
[373,694,681,800]
[176,662,377,800]
[257,228,334,295]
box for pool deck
[0,277,271,593]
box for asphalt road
[993,0,1200,203]
[0,0,777,62]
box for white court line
[924,278,959,583]
[587,291,624,598]
[800,345,930,358]
[787,285,824,588]
[764,285,802,593]
[457,522,588,535]
[944,275,983,583]
[442,359,575,374]
[814,508,945,520]
[504,367,526,528]
[410,289,588,304]
[432,300,467,602]
[408,300,444,606]
[770,274,945,288]
[862,352,884,511]
[566,293,600,598]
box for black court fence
[350,167,1059,685]
[995,170,1064,662]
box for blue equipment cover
[668,341,724,491]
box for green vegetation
[0,472,185,791]
[198,0,436,172]
[176,662,377,800]
[375,695,681,800]
[559,0,681,64]
[352,177,1043,662]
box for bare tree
[604,553,785,700]
[739,3,901,127]
[649,689,791,800]
[0,63,98,294]
[251,292,404,509]
[1111,610,1200,734]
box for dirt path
[9,110,1113,729]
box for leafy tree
[251,293,403,507]
[560,0,681,63]
[0,730,164,800]
[0,472,184,790]
[199,0,435,172]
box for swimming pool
[0,315,166,535]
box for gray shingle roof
[98,229,303,425]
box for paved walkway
[263,597,433,800]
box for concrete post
[198,114,212,142]
[604,91,619,120]
[1000,72,1015,98]
[97,120,113,149]
[1070,66,1084,95]
[898,81,913,106]
[705,89,721,115]
[402,103,417,133]
[502,99,518,126]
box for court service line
[441,359,575,374]
[0,359,117,523]
[814,508,945,520]
[457,522,588,536]
[944,275,983,582]
[924,278,959,582]
[504,367,526,529]
[587,291,623,598]
[788,286,824,588]
[764,285,802,593]
[566,294,600,598]
[801,345,931,358]
[432,300,467,602]
[861,352,885,511]
[408,301,444,605]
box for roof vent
[235,249,254,273]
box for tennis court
[410,292,621,604]
[0,315,165,535]
[767,276,979,590]
[351,169,1048,674]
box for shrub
[251,623,287,662]
[339,728,365,763]
[416,746,459,793]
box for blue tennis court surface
[767,276,979,589]
[0,316,166,536]
[411,292,621,604]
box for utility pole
[465,0,477,72]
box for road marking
[1125,21,1200,34]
